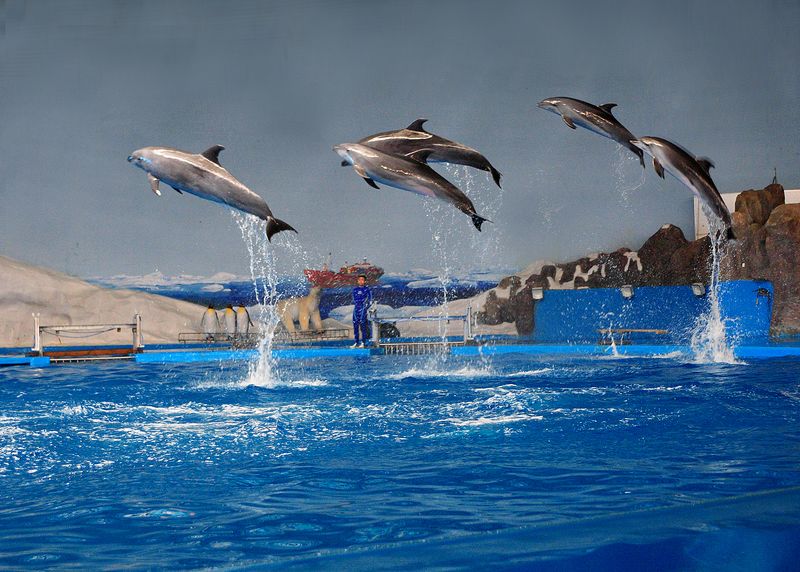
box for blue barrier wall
[532,280,773,344]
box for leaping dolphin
[630,136,734,239]
[538,97,645,167]
[127,145,296,241]
[354,119,503,188]
[333,142,491,231]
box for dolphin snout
[333,144,350,160]
[127,155,133,162]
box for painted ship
[304,259,384,288]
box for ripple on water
[1,355,799,567]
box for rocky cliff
[479,183,800,336]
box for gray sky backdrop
[1,0,798,278]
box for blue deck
[4,341,800,368]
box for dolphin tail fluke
[470,214,492,232]
[715,226,736,242]
[266,217,297,242]
[489,165,503,188]
[634,147,645,168]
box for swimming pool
[1,353,799,569]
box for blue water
[2,354,800,569]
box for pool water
[1,354,799,569]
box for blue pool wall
[531,280,773,344]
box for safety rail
[274,328,351,343]
[381,340,466,355]
[178,332,261,347]
[178,328,351,347]
[32,313,143,356]
[369,306,474,347]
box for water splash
[231,212,281,387]
[612,146,646,208]
[422,200,454,365]
[416,166,504,368]
[690,214,737,364]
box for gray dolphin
[630,136,734,239]
[538,97,644,167]
[354,119,503,187]
[334,142,490,231]
[127,145,296,241]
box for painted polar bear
[276,286,323,333]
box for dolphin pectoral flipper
[201,145,225,165]
[353,165,380,189]
[653,157,665,179]
[562,116,576,129]
[147,174,162,196]
[341,160,349,167]
[170,185,183,194]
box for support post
[32,313,42,356]
[464,305,473,342]
[369,306,380,347]
[133,313,144,351]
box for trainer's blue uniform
[352,285,373,345]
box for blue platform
[135,347,373,364]
[531,280,773,344]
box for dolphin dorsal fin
[696,156,715,173]
[406,118,429,132]
[598,103,617,114]
[201,145,225,165]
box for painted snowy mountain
[89,268,510,319]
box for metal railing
[368,305,474,347]
[178,328,351,346]
[32,313,144,356]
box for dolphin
[334,142,490,231]
[127,145,296,241]
[354,119,503,188]
[537,97,645,167]
[630,136,734,239]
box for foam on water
[439,413,544,427]
[387,364,496,381]
[503,368,554,377]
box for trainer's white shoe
[350,343,359,348]
[357,342,365,348]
